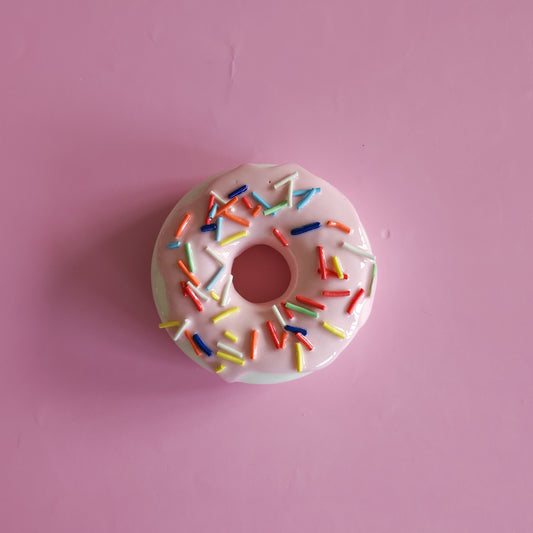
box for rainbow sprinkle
[213,196,238,218]
[263,200,288,216]
[332,256,344,279]
[205,246,225,265]
[174,213,192,239]
[295,342,304,372]
[205,265,226,291]
[215,364,226,373]
[220,274,233,306]
[273,228,289,246]
[250,329,259,359]
[285,302,319,318]
[227,185,248,198]
[266,321,281,349]
[159,320,181,328]
[327,220,352,234]
[242,196,253,209]
[251,192,271,209]
[177,260,200,287]
[287,179,294,208]
[368,263,377,296]
[290,222,321,235]
[322,321,346,338]
[272,304,286,327]
[323,290,351,297]
[295,332,314,351]
[212,306,239,323]
[219,230,248,247]
[215,217,223,241]
[341,242,376,261]
[201,223,217,232]
[216,342,243,358]
[210,290,220,301]
[185,242,195,273]
[185,330,201,355]
[192,333,212,356]
[347,288,364,314]
[166,241,181,249]
[208,202,218,220]
[295,295,325,311]
[292,188,321,196]
[296,188,317,210]
[251,205,262,217]
[284,325,308,336]
[172,319,190,341]
[273,171,298,189]
[216,351,245,366]
[186,282,209,301]
[223,211,251,227]
[224,331,239,342]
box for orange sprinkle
[280,331,288,349]
[242,196,253,209]
[250,329,258,359]
[273,228,289,247]
[177,260,200,287]
[213,196,238,218]
[185,330,201,356]
[282,301,294,320]
[223,211,251,227]
[174,213,193,239]
[327,220,352,234]
[251,205,262,217]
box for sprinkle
[266,321,281,349]
[215,364,226,373]
[251,205,262,217]
[292,188,314,196]
[295,342,304,372]
[219,230,248,247]
[318,246,327,280]
[177,260,200,287]
[285,302,319,318]
[263,201,288,216]
[273,228,289,246]
[205,265,226,291]
[159,320,181,328]
[180,281,188,296]
[281,302,294,320]
[216,351,245,366]
[185,242,195,273]
[208,202,218,220]
[213,196,238,218]
[290,222,321,235]
[207,194,216,212]
[287,179,294,208]
[295,332,314,351]
[250,329,258,359]
[215,217,223,241]
[174,213,192,239]
[184,285,203,311]
[242,196,253,209]
[322,321,346,338]
[227,184,248,198]
[192,333,212,356]
[273,171,298,189]
[187,281,209,301]
[223,211,251,227]
[327,220,352,234]
[272,304,286,327]
[172,319,190,341]
[251,192,271,209]
[295,295,325,311]
[220,274,233,306]
[210,290,220,301]
[212,306,239,323]
[347,288,364,314]
[341,242,376,261]
[280,331,288,349]
[210,190,227,206]
[224,331,239,342]
[368,263,377,297]
[216,342,243,358]
[166,241,181,249]
[284,325,308,336]
[201,223,217,232]
[323,290,351,297]
[332,256,344,279]
[319,268,348,280]
[185,330,201,355]
[205,246,225,265]
[296,188,316,210]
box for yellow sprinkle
[322,321,346,338]
[212,306,239,323]
[332,256,344,279]
[219,230,248,247]
[224,330,239,342]
[215,364,226,373]
[216,351,245,366]
[158,321,180,328]
[295,342,304,372]
[210,290,220,301]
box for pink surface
[1,1,532,531]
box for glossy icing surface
[152,164,376,383]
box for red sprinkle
[323,290,351,297]
[280,331,288,349]
[242,196,253,209]
[281,302,294,320]
[206,194,216,224]
[251,205,262,217]
[266,321,281,349]
[318,246,327,280]
[174,213,192,239]
[180,281,188,296]
[318,268,348,280]
[327,220,352,233]
[273,228,289,247]
[296,295,326,310]
[346,288,364,314]
[184,285,203,311]
[295,332,314,351]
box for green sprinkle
[263,201,288,216]
[284,302,319,318]
[185,242,195,273]
[368,263,377,296]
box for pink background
[1,1,532,532]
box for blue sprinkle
[296,188,317,210]
[228,185,248,199]
[293,188,321,197]
[251,192,271,209]
[290,222,321,235]
[208,202,218,219]
[166,240,181,249]
[205,265,226,291]
[201,223,217,232]
[192,333,212,356]
[215,216,223,241]
[284,325,308,336]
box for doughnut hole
[231,245,291,304]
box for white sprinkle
[216,342,243,358]
[272,304,286,327]
[173,318,190,341]
[186,281,209,301]
[220,274,233,307]
[273,171,298,189]
[210,190,227,205]
[287,179,294,208]
[341,242,376,261]
[205,246,226,266]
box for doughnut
[152,163,377,384]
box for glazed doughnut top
[152,163,377,383]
